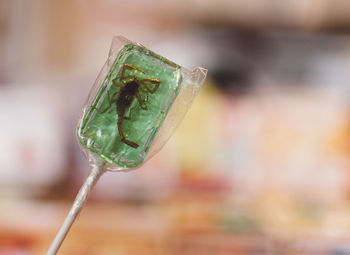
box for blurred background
[2,0,350,254]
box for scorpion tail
[121,138,139,148]
[118,118,139,148]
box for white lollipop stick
[47,161,105,255]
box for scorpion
[93,64,160,148]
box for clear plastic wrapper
[77,36,207,171]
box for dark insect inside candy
[93,64,160,148]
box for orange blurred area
[2,0,350,254]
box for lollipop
[47,36,207,254]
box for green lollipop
[79,43,184,168]
[47,36,207,254]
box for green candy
[77,43,183,168]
